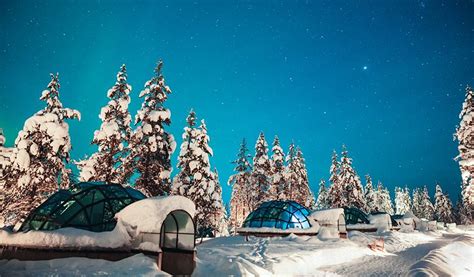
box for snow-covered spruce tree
[76,65,132,184]
[228,138,253,232]
[315,179,329,209]
[394,187,411,215]
[328,150,345,208]
[172,110,199,197]
[434,184,454,223]
[412,188,423,218]
[419,186,435,220]
[364,174,376,213]
[454,86,474,221]
[172,117,224,236]
[290,147,314,207]
[339,146,365,210]
[269,136,285,200]
[455,181,473,224]
[191,120,224,236]
[251,132,271,206]
[1,73,80,226]
[210,169,228,236]
[129,61,176,196]
[404,187,413,212]
[375,182,393,214]
[0,129,14,224]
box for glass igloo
[20,182,146,232]
[242,200,312,229]
[343,207,370,225]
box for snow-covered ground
[0,254,168,277]
[194,228,473,276]
[1,228,472,276]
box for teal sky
[0,0,473,203]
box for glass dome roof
[242,200,311,230]
[343,207,370,225]
[20,182,146,232]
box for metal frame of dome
[343,207,370,225]
[20,182,146,232]
[242,200,311,230]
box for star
[362,65,368,71]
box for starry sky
[0,0,473,203]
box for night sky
[0,1,473,203]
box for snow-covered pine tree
[373,181,393,214]
[420,186,435,220]
[328,150,344,208]
[210,169,228,236]
[0,129,14,224]
[270,136,285,200]
[339,146,365,210]
[228,138,253,232]
[1,73,80,226]
[455,181,473,224]
[394,187,403,214]
[129,61,176,196]
[454,86,474,221]
[412,188,423,218]
[315,179,329,209]
[172,116,223,236]
[434,183,454,223]
[189,120,224,236]
[364,174,376,213]
[291,147,314,207]
[172,110,199,197]
[76,65,132,184]
[394,187,411,215]
[251,132,271,206]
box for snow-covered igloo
[0,184,197,276]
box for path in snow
[321,233,459,276]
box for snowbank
[309,208,344,223]
[348,230,439,253]
[408,235,474,276]
[0,222,133,249]
[0,253,168,276]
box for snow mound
[408,235,474,276]
[0,254,168,276]
[309,208,344,223]
[0,222,133,249]
[348,230,439,254]
[117,195,195,234]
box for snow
[1,223,472,276]
[193,234,375,276]
[309,208,345,223]
[117,195,195,234]
[195,228,473,276]
[149,109,171,122]
[0,254,168,276]
[0,222,133,249]
[368,213,391,231]
[408,234,474,276]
